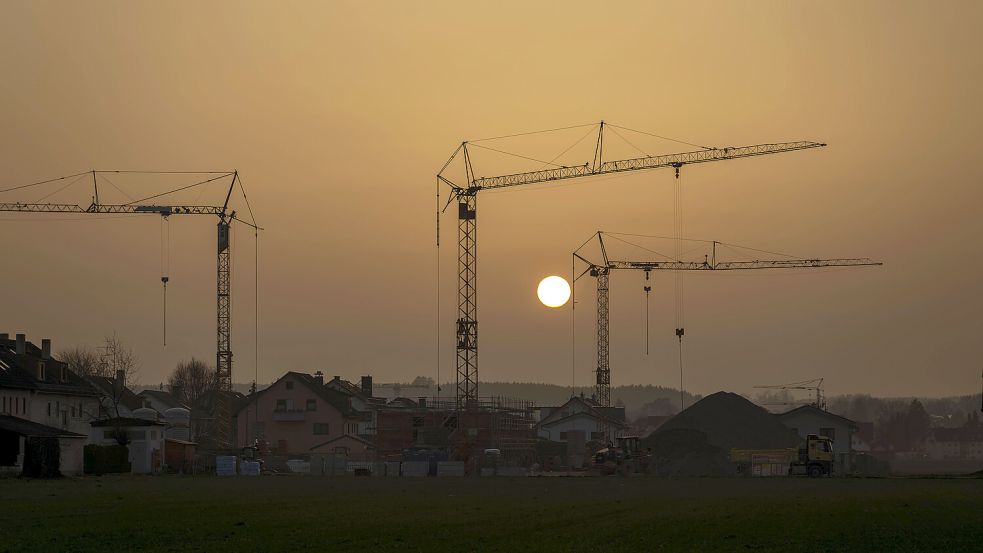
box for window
[313,423,329,435]
[275,399,287,411]
[412,416,425,427]
[590,431,605,441]
[47,403,51,416]
[71,406,76,418]
[2,397,6,413]
[820,427,836,442]
[306,399,317,411]
[286,381,294,390]
[559,431,568,440]
[37,362,45,380]
[60,366,68,383]
[103,429,115,439]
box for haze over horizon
[2,1,981,398]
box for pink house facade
[236,372,363,455]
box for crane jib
[470,141,826,190]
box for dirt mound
[647,391,801,451]
[639,392,801,476]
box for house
[536,396,627,444]
[925,423,983,460]
[86,372,144,420]
[137,388,187,414]
[0,333,101,436]
[0,414,86,476]
[777,405,858,474]
[88,417,166,474]
[234,371,369,456]
[326,374,384,436]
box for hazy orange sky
[1,1,981,397]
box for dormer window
[37,362,45,381]
[61,366,68,383]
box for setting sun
[537,275,571,308]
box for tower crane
[754,378,827,411]
[0,170,259,446]
[437,121,826,408]
[572,232,880,407]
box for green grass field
[2,475,983,552]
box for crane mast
[0,170,257,447]
[574,232,880,407]
[438,122,826,409]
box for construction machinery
[731,434,834,477]
[437,121,827,409]
[592,435,652,476]
[572,232,881,408]
[0,170,260,447]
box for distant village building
[138,389,187,414]
[536,396,627,444]
[234,371,370,456]
[777,405,858,474]
[925,421,983,460]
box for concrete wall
[88,425,164,474]
[58,438,84,476]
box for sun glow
[537,275,571,308]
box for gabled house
[86,372,144,420]
[536,396,627,444]
[137,388,187,414]
[0,333,100,436]
[235,371,370,455]
[777,405,858,474]
[326,374,384,436]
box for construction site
[2,2,982,551]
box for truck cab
[793,434,834,477]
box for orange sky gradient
[1,1,981,397]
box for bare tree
[102,332,140,385]
[58,345,103,377]
[168,358,216,407]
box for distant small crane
[573,231,880,408]
[755,378,827,411]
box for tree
[168,358,216,407]
[58,345,103,377]
[905,399,931,446]
[58,333,140,384]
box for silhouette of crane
[0,170,259,446]
[437,121,827,409]
[573,232,880,407]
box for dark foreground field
[2,475,983,552]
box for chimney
[418,397,427,409]
[41,339,51,360]
[361,375,373,397]
[15,334,25,355]
[113,369,125,397]
[314,371,324,385]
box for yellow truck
[730,434,834,477]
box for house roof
[310,433,376,451]
[777,405,858,430]
[90,417,166,427]
[0,415,86,438]
[538,410,628,430]
[537,396,626,429]
[86,376,145,412]
[235,372,357,418]
[0,337,99,397]
[138,389,187,409]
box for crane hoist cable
[673,165,686,410]
[643,270,652,355]
[160,216,170,347]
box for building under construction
[375,396,537,468]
